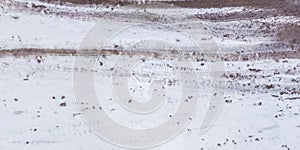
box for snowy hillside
[0,0,299,150]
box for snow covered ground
[0,0,299,150]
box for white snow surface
[0,0,300,150]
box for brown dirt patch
[1,48,300,61]
[277,24,300,50]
